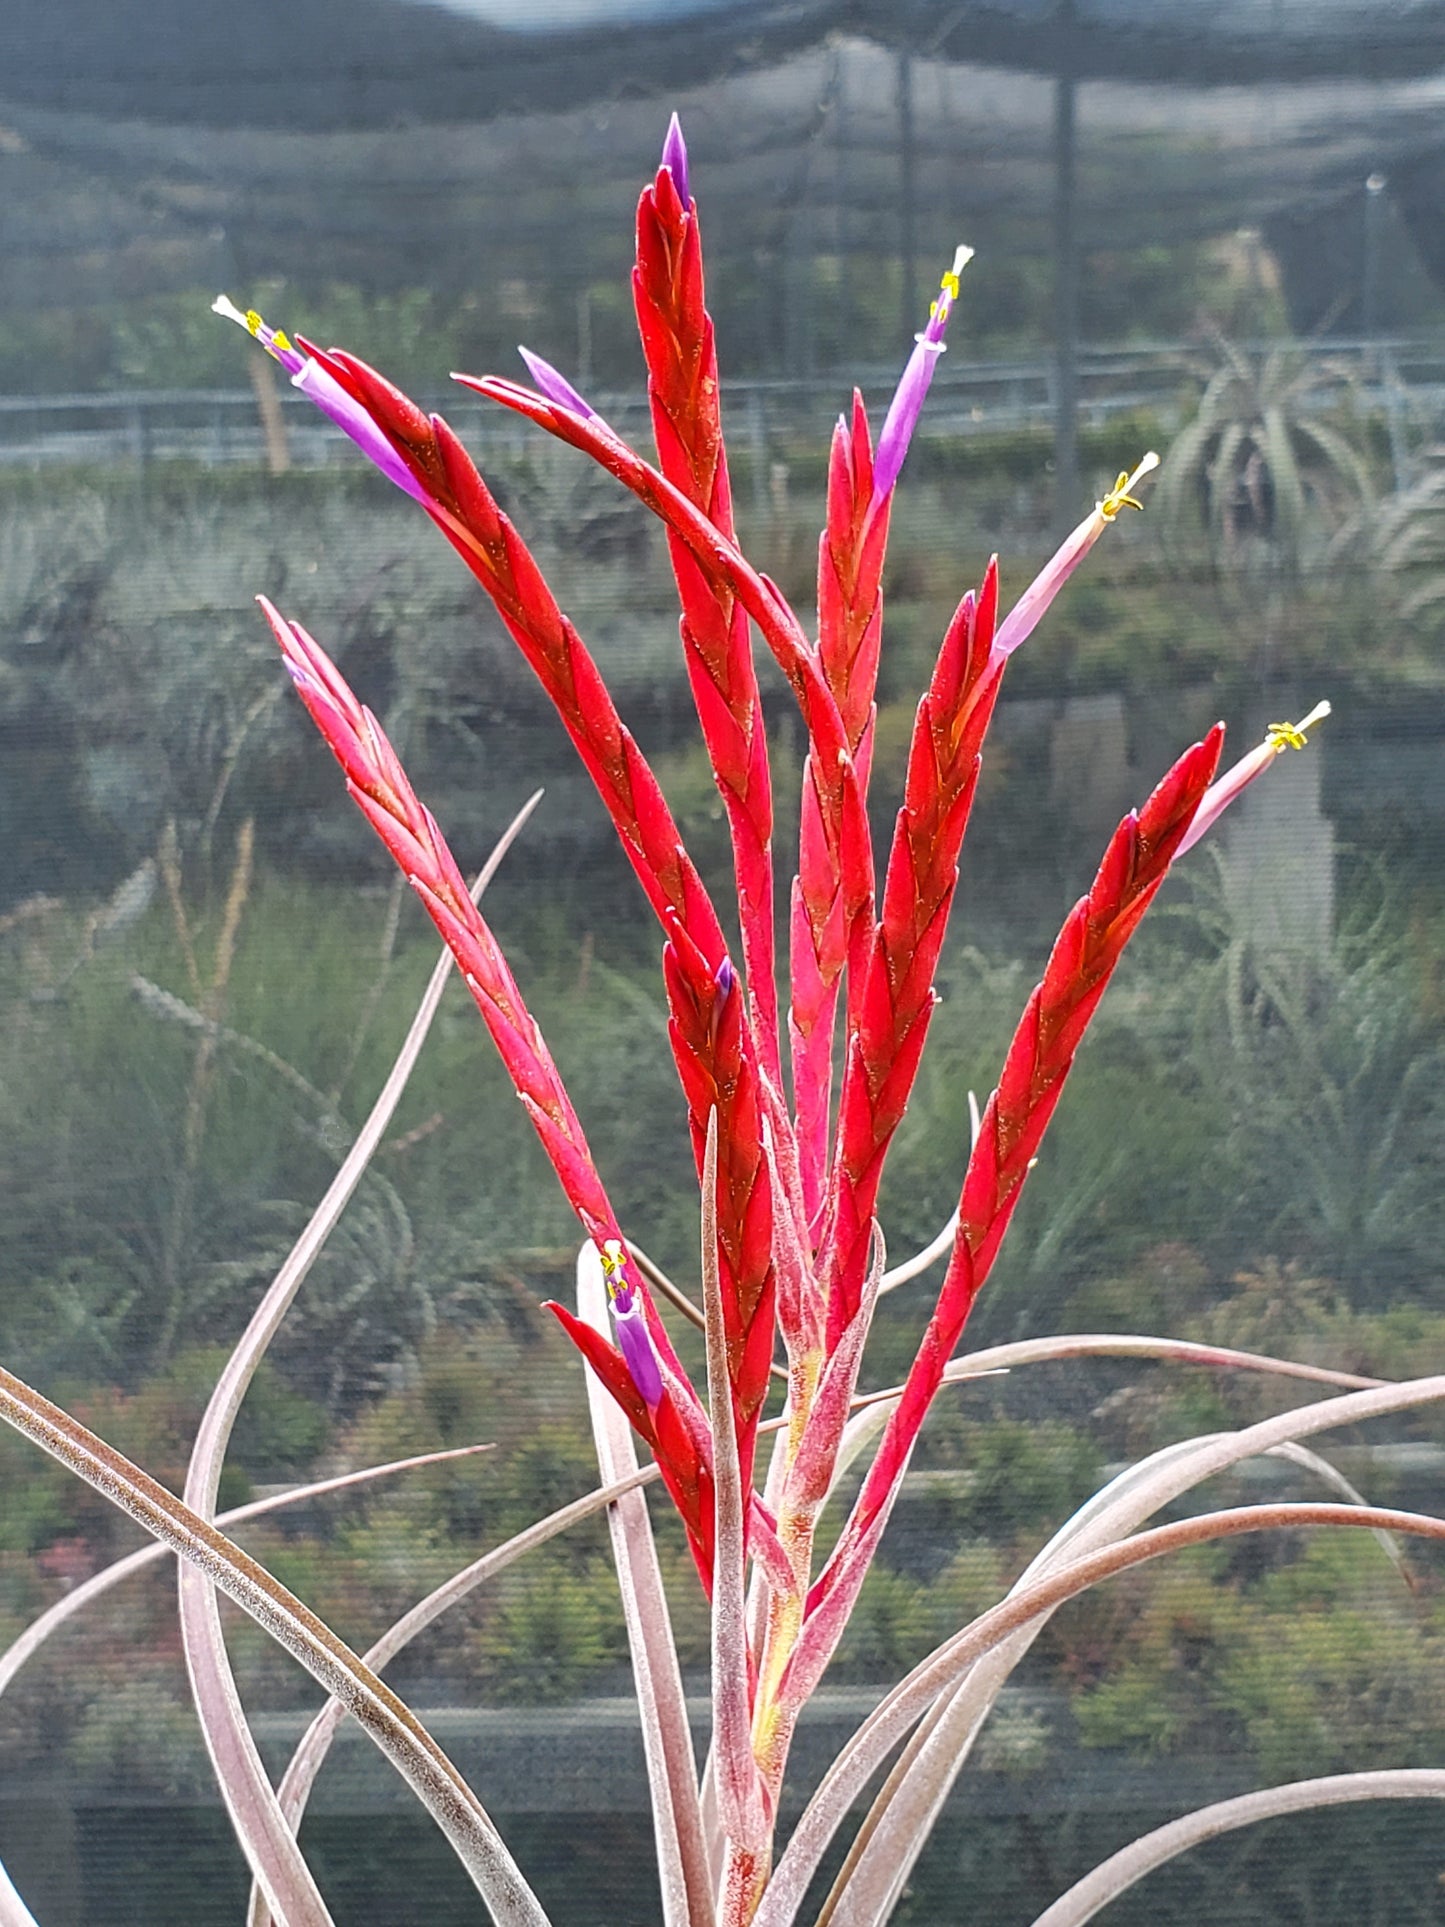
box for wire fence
[3,339,1445,488]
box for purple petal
[281,658,319,697]
[1177,702,1330,857]
[991,452,1161,663]
[212,294,304,377]
[870,245,972,506]
[991,517,1098,663]
[872,338,946,503]
[517,346,597,420]
[614,1298,665,1409]
[291,360,431,506]
[661,112,691,210]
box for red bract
[636,156,778,1082]
[790,395,892,1225]
[237,117,1325,1913]
[788,727,1225,1707]
[294,333,778,1496]
[257,598,719,1583]
[822,559,1002,1347]
[634,153,778,1483]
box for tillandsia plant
[5,114,1445,1927]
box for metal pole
[1362,171,1387,343]
[1052,0,1080,538]
[898,49,917,350]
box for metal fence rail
[2,338,1443,481]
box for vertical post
[1052,0,1081,538]
[129,399,150,476]
[577,284,593,389]
[832,45,848,362]
[897,49,917,351]
[248,354,291,475]
[748,388,768,519]
[1362,170,1387,343]
[783,138,813,379]
[1362,171,1407,488]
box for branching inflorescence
[218,115,1330,1922]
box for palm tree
[1359,448,1445,631]
[1158,337,1373,580]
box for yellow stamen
[242,309,292,356]
[1100,474,1143,518]
[1098,450,1161,520]
[1265,700,1331,754]
[600,1237,629,1299]
[212,294,292,363]
[928,246,975,320]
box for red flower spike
[265,600,718,1530]
[287,356,730,980]
[820,562,1002,1347]
[291,365,785,1445]
[818,392,890,753]
[223,134,1351,1865]
[799,726,1225,1670]
[458,375,875,959]
[635,159,781,1091]
[271,343,782,1518]
[791,395,894,1215]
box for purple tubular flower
[661,111,691,210]
[213,294,430,506]
[1176,702,1330,857]
[614,1296,665,1409]
[599,1238,665,1409]
[517,346,598,421]
[871,245,973,506]
[291,360,432,505]
[992,452,1160,664]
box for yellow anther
[600,1237,629,1297]
[1265,700,1331,754]
[927,248,974,324]
[1100,472,1144,520]
[1098,450,1161,521]
[237,306,291,359]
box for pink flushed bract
[231,115,1327,1923]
